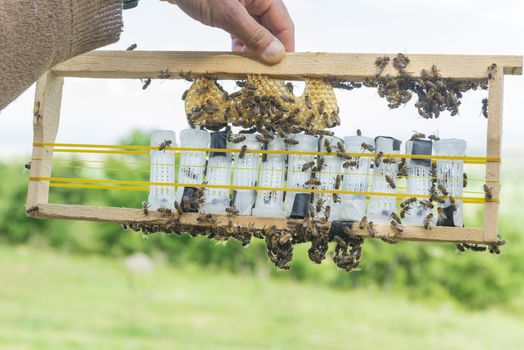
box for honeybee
[343,160,358,169]
[366,222,377,237]
[157,207,173,217]
[430,195,446,204]
[24,162,32,170]
[158,139,172,152]
[197,212,216,225]
[236,145,247,159]
[323,139,333,153]
[411,131,425,139]
[342,225,354,237]
[315,199,325,213]
[381,237,399,245]
[437,184,449,196]
[318,101,326,115]
[179,71,193,82]
[358,216,368,230]
[375,56,390,77]
[182,196,192,211]
[26,206,39,215]
[244,81,257,90]
[279,232,293,245]
[383,159,397,166]
[229,91,242,102]
[374,151,384,167]
[481,98,488,118]
[304,95,313,110]
[324,205,331,219]
[181,89,189,101]
[317,158,325,171]
[196,85,210,96]
[483,184,493,200]
[390,212,402,224]
[361,142,375,153]
[332,193,341,203]
[335,175,342,190]
[428,134,440,141]
[228,132,246,144]
[449,196,457,212]
[285,82,294,94]
[142,201,150,216]
[203,100,219,114]
[336,142,346,153]
[174,201,183,215]
[226,207,239,216]
[463,173,468,188]
[390,220,404,235]
[302,161,315,172]
[255,134,269,145]
[159,69,171,79]
[423,213,433,230]
[488,243,501,255]
[284,138,299,145]
[334,235,348,249]
[279,94,295,104]
[400,206,411,219]
[356,129,362,136]
[437,207,447,221]
[419,199,434,209]
[456,243,466,252]
[141,78,151,90]
[487,63,497,80]
[385,175,396,189]
[305,179,321,186]
[400,197,417,208]
[336,151,351,161]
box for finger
[244,0,295,52]
[231,37,245,52]
[218,1,285,64]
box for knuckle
[245,26,269,50]
[220,2,245,27]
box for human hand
[162,0,294,64]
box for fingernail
[261,40,285,64]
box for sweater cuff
[69,0,123,58]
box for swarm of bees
[357,53,490,119]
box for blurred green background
[1,130,524,349]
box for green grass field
[1,246,524,350]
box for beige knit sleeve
[0,0,123,111]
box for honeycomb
[297,78,339,131]
[227,75,297,132]
[184,76,339,134]
[184,77,228,130]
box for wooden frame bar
[26,72,63,208]
[30,203,486,244]
[28,51,523,244]
[52,51,523,80]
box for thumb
[219,4,285,64]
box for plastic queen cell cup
[230,133,261,216]
[339,135,374,221]
[148,130,176,210]
[252,135,286,217]
[434,138,467,227]
[176,128,210,204]
[284,134,318,218]
[367,136,402,223]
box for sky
[1,0,523,158]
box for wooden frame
[27,51,523,244]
